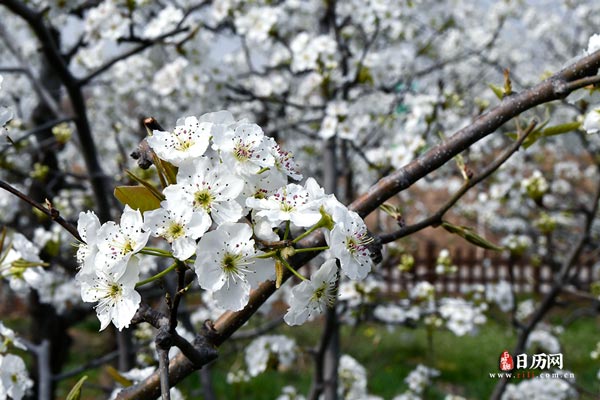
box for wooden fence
[382,243,597,295]
[302,242,598,295]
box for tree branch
[0,179,82,242]
[378,119,538,243]
[78,26,189,86]
[0,22,63,118]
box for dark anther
[366,231,383,264]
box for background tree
[1,1,600,399]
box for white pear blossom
[411,281,435,302]
[147,115,211,166]
[0,354,33,400]
[338,354,368,400]
[0,75,12,129]
[83,1,127,41]
[319,101,349,139]
[502,375,577,399]
[277,386,306,400]
[587,33,600,54]
[245,335,297,377]
[373,304,412,325]
[95,206,150,275]
[168,156,245,225]
[151,57,189,97]
[404,364,440,395]
[80,257,141,331]
[76,210,101,276]
[290,33,338,72]
[516,299,536,321]
[267,138,303,181]
[234,6,279,42]
[521,170,548,200]
[226,369,251,384]
[194,223,274,311]
[438,298,486,336]
[212,123,275,175]
[486,281,514,312]
[143,5,184,39]
[241,168,288,205]
[526,329,561,354]
[328,210,374,280]
[583,104,600,134]
[143,197,211,260]
[0,322,25,352]
[284,259,338,326]
[246,183,321,228]
[0,233,46,294]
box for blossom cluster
[76,111,376,330]
[244,335,297,377]
[0,323,32,400]
[502,372,577,400]
[0,230,79,314]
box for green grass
[44,306,600,399]
[202,313,600,399]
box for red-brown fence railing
[301,242,597,295]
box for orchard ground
[14,297,592,399]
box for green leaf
[114,186,162,212]
[441,221,504,251]
[106,366,133,387]
[160,160,178,185]
[357,66,374,85]
[125,170,165,201]
[522,121,581,149]
[505,132,518,141]
[379,203,401,217]
[66,376,88,400]
[488,84,504,100]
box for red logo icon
[500,350,514,371]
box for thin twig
[0,116,74,156]
[53,350,120,381]
[78,26,190,86]
[0,22,63,117]
[0,179,82,242]
[379,120,537,243]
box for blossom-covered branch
[116,49,600,399]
